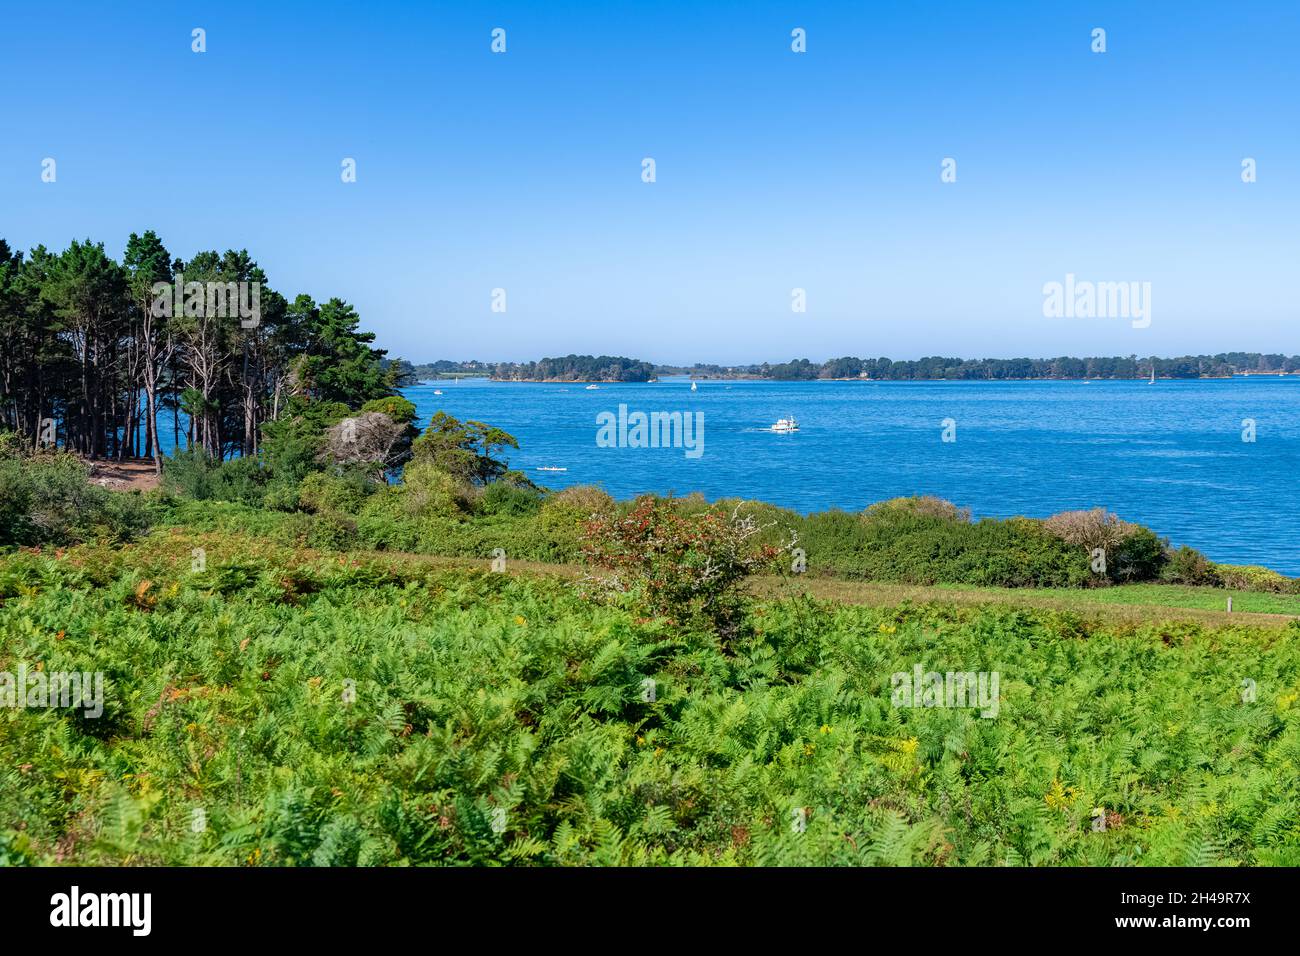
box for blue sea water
[405,377,1300,575]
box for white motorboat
[537,466,567,472]
[433,389,443,395]
[770,416,799,433]
[585,384,600,390]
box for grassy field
[1010,582,1300,616]
[2,530,1299,866]
[782,579,1300,627]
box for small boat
[690,380,698,391]
[433,389,443,395]
[1148,366,1156,384]
[537,466,567,472]
[769,416,799,433]
[585,384,600,390]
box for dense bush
[297,469,373,515]
[581,495,783,640]
[1161,545,1220,586]
[538,485,616,559]
[479,480,544,517]
[1095,526,1161,583]
[389,462,468,518]
[0,442,150,547]
[1216,564,1300,595]
[163,448,265,504]
[794,501,1090,587]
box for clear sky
[2,0,1297,364]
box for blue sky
[2,0,1297,364]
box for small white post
[1227,596,1233,613]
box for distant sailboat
[690,380,698,391]
[1149,365,1156,384]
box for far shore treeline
[407,352,1300,383]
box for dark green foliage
[491,354,656,382]
[163,448,268,504]
[260,399,351,486]
[479,480,544,517]
[1161,546,1220,586]
[297,470,374,515]
[794,502,1091,587]
[1107,526,1167,583]
[292,297,395,407]
[410,412,521,486]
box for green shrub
[360,395,418,425]
[1161,546,1220,586]
[479,480,544,517]
[305,511,359,550]
[163,449,268,505]
[0,451,150,547]
[797,506,1090,587]
[259,399,350,486]
[538,485,617,560]
[581,495,783,640]
[262,480,302,512]
[1216,564,1297,594]
[1107,526,1167,583]
[297,470,372,515]
[392,462,467,519]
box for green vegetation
[4,234,1298,868]
[1003,583,1300,616]
[755,353,1300,380]
[416,352,1300,381]
[0,233,402,464]
[0,434,149,548]
[410,355,655,382]
[3,532,1299,866]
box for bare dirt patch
[86,458,161,492]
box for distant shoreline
[413,373,1298,385]
[403,352,1300,384]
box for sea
[403,376,1300,575]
